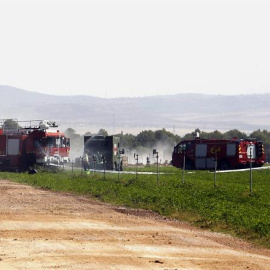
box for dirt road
[0,180,269,269]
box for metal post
[81,157,83,175]
[118,163,120,181]
[250,145,253,195]
[153,149,159,185]
[102,155,106,180]
[72,161,74,175]
[118,151,120,181]
[182,150,185,184]
[157,152,159,185]
[180,144,186,184]
[214,154,217,188]
[92,155,96,174]
[134,153,138,180]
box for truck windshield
[40,136,69,147]
[175,143,186,153]
[175,142,192,153]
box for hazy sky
[1,0,270,98]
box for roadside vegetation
[1,166,269,248]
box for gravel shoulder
[0,180,269,269]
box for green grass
[1,166,269,248]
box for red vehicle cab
[0,120,70,172]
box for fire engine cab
[0,120,70,172]
[172,134,265,170]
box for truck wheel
[219,160,231,170]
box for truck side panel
[172,138,265,170]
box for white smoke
[125,142,173,165]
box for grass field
[1,165,269,248]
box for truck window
[7,139,20,155]
[56,137,61,146]
[61,137,70,147]
[174,144,180,153]
[185,142,193,151]
[195,144,207,157]
[176,143,186,153]
[46,137,55,147]
[227,143,236,156]
[175,142,193,153]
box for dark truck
[84,135,124,170]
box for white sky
[1,0,270,98]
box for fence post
[134,153,139,180]
[153,149,159,185]
[249,145,253,195]
[182,150,185,184]
[214,154,217,188]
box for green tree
[154,129,180,145]
[224,129,247,139]
[119,133,136,149]
[135,130,155,148]
[97,128,108,136]
[3,119,20,130]
[183,128,201,139]
[65,128,77,138]
[206,130,225,139]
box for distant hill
[0,85,269,135]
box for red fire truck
[0,120,70,172]
[172,134,265,170]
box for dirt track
[0,180,269,269]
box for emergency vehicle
[0,120,70,172]
[83,135,124,170]
[172,133,265,170]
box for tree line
[65,127,270,162]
